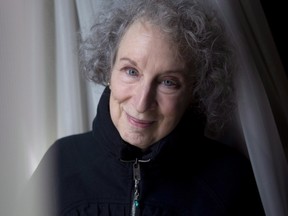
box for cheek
[165,100,190,131]
[110,68,132,90]
[109,74,132,121]
[110,83,130,103]
[160,94,191,117]
[109,89,124,130]
[157,100,188,138]
[110,72,125,99]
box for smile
[126,113,155,128]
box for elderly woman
[27,0,265,215]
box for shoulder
[44,131,93,158]
[32,131,95,179]
[50,131,95,157]
[202,137,250,166]
[196,138,265,215]
[198,137,255,189]
[52,131,94,151]
[20,132,94,216]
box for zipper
[131,159,140,216]
[120,157,150,216]
[130,158,150,216]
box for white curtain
[210,1,288,215]
[0,0,94,215]
[0,0,56,215]
[0,0,287,215]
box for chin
[122,133,152,149]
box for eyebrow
[119,57,187,75]
[119,57,138,66]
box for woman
[27,0,265,215]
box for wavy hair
[79,0,236,135]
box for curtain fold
[54,0,90,138]
[0,0,56,215]
[0,0,91,215]
[211,0,288,215]
[75,0,108,125]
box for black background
[260,1,288,77]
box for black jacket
[27,87,265,216]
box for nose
[134,82,157,113]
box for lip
[126,113,155,128]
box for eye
[126,68,139,77]
[162,79,178,87]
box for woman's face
[109,20,193,150]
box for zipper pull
[131,159,141,216]
[133,159,141,183]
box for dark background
[260,1,288,77]
[260,1,288,155]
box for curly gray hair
[79,0,236,134]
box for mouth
[126,112,155,129]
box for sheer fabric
[0,1,57,215]
[210,1,288,215]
